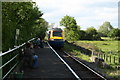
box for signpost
[15,29,20,46]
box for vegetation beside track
[69,41,120,66]
[63,41,120,79]
[63,42,91,62]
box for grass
[71,40,120,64]
[63,40,120,79]
[101,37,113,41]
[102,68,120,79]
[63,43,91,62]
[72,41,119,54]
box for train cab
[48,28,64,48]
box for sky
[33,0,119,30]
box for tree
[60,15,80,40]
[60,15,77,30]
[2,2,47,52]
[107,28,120,40]
[86,27,101,40]
[79,30,86,40]
[77,25,81,30]
[86,27,97,35]
[65,29,80,41]
[98,21,113,37]
[34,18,48,39]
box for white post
[92,50,94,56]
[15,29,20,46]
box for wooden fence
[96,53,120,64]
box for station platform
[22,43,76,79]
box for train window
[53,31,62,37]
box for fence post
[103,54,105,60]
[99,54,101,58]
[110,55,111,63]
[106,54,108,62]
[97,53,98,57]
[118,57,120,63]
[101,54,102,59]
[114,56,115,63]
[92,50,93,57]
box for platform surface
[23,43,76,79]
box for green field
[72,41,119,53]
[64,40,120,79]
[69,40,120,64]
[73,40,120,64]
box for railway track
[47,42,107,80]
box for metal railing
[0,38,35,80]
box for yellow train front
[48,28,64,48]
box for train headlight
[51,39,54,41]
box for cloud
[96,8,117,20]
[33,0,118,30]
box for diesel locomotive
[48,28,64,48]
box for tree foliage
[60,15,80,40]
[98,21,113,37]
[107,28,120,40]
[78,30,86,40]
[2,2,48,52]
[86,27,97,35]
[64,28,80,41]
[60,16,116,41]
[34,18,48,39]
[60,15,77,30]
[85,27,101,40]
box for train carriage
[48,28,65,48]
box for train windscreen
[53,31,62,37]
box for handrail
[0,38,36,79]
[3,61,19,79]
[0,54,19,69]
[0,43,25,57]
[0,38,35,57]
[27,38,35,42]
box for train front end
[48,28,64,48]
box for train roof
[50,28,62,31]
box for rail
[64,51,107,80]
[0,38,35,80]
[47,42,81,80]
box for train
[48,28,65,48]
